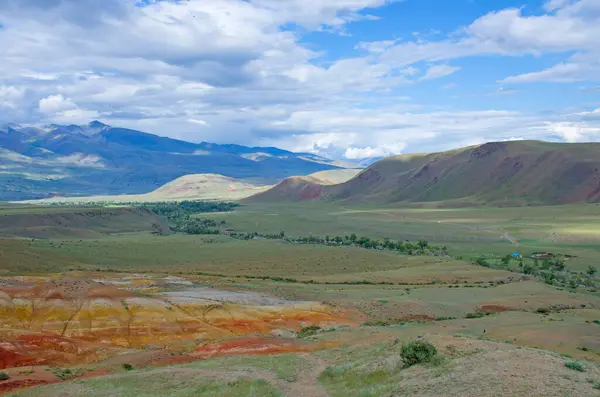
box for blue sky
[1,0,599,159]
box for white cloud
[1,0,600,159]
[188,118,210,126]
[378,1,600,83]
[39,95,77,114]
[51,109,101,124]
[20,71,60,81]
[38,94,99,124]
[544,0,572,12]
[502,52,600,83]
[543,121,600,142]
[345,143,406,159]
[420,65,460,81]
[0,86,25,109]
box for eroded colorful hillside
[0,274,350,371]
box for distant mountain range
[0,121,347,201]
[250,141,600,205]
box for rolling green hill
[0,205,169,239]
[250,141,600,205]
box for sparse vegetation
[435,316,457,321]
[400,340,439,367]
[465,312,484,319]
[122,364,134,371]
[297,325,321,338]
[565,361,586,372]
[3,202,600,397]
[51,368,86,380]
[0,372,10,381]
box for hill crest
[250,140,600,205]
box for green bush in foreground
[565,361,586,372]
[400,341,438,367]
[593,380,600,390]
[0,372,9,381]
[297,325,321,338]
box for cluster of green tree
[228,231,448,256]
[139,201,238,219]
[475,255,598,291]
[134,201,237,235]
[173,218,225,235]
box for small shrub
[565,361,586,372]
[297,325,321,337]
[593,320,600,325]
[536,307,550,315]
[592,380,600,390]
[577,346,589,352]
[465,312,484,319]
[400,340,438,367]
[435,316,456,321]
[0,372,9,381]
[122,364,134,371]
[50,368,85,380]
[363,320,390,327]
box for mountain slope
[245,169,362,202]
[0,121,345,201]
[252,141,600,205]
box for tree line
[229,231,449,257]
[475,255,598,291]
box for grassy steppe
[2,202,600,396]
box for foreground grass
[0,234,486,281]
[7,375,282,397]
[183,353,310,383]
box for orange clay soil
[191,336,340,359]
[0,277,351,370]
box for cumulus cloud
[543,121,600,142]
[345,143,406,159]
[0,86,25,109]
[39,95,77,114]
[1,0,600,159]
[38,94,99,124]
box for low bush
[465,312,484,319]
[400,340,438,367]
[363,320,390,327]
[0,372,9,381]
[565,361,586,372]
[297,325,321,338]
[122,363,134,371]
[50,368,85,380]
[592,380,600,390]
